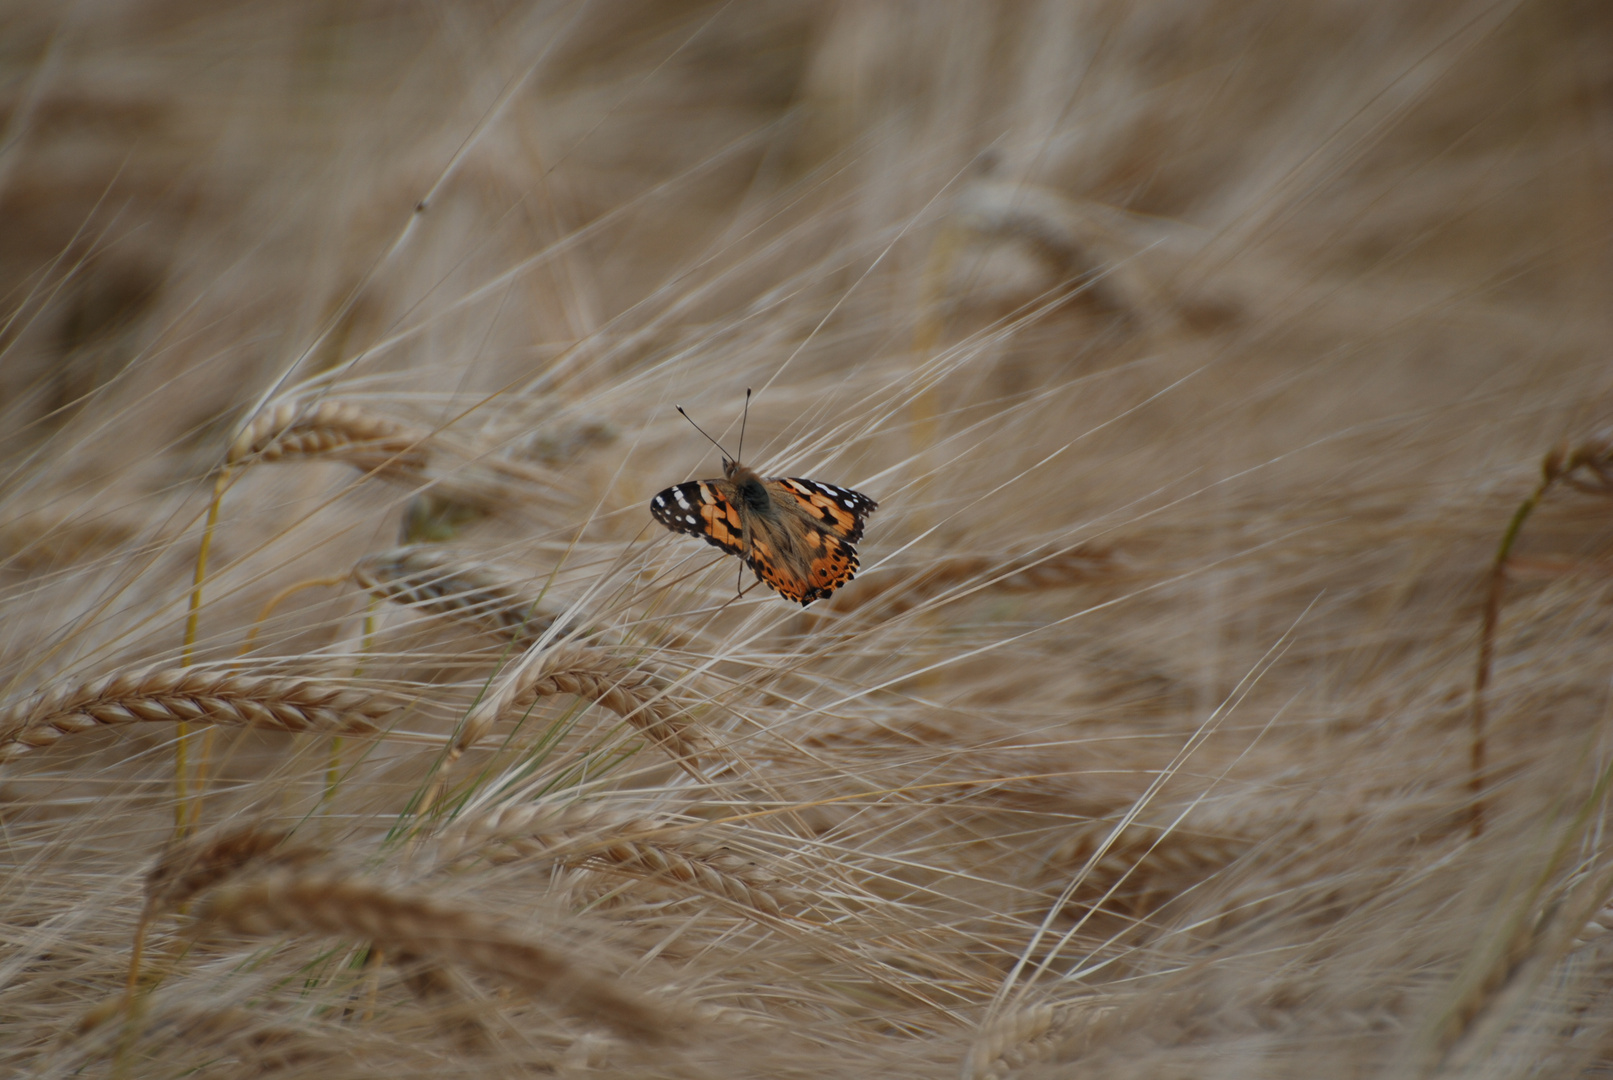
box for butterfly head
[723,458,771,514]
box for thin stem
[238,574,352,664]
[910,224,959,458]
[325,604,377,821]
[176,467,231,836]
[1469,476,1552,837]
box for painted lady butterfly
[649,402,877,606]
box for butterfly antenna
[737,387,752,464]
[676,406,731,462]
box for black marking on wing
[777,478,879,544]
[649,481,745,557]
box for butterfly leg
[737,518,754,599]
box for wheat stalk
[0,666,403,763]
[194,869,673,1041]
[354,546,562,643]
[951,180,1130,294]
[0,509,140,572]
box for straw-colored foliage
[3,2,1612,1077]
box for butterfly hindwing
[776,478,879,544]
[650,481,746,558]
[739,528,860,606]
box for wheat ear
[453,646,700,767]
[189,396,422,830]
[1470,432,1613,835]
[0,509,139,571]
[227,399,431,475]
[962,1001,1112,1080]
[145,826,321,916]
[0,667,402,763]
[444,803,805,919]
[355,546,561,643]
[194,870,671,1041]
[127,826,321,998]
[1050,824,1250,919]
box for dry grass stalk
[444,803,805,919]
[827,546,1117,618]
[1470,431,1613,835]
[227,399,431,476]
[354,546,562,644]
[0,666,402,763]
[454,645,700,767]
[194,869,672,1041]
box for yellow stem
[324,603,376,822]
[910,224,959,458]
[1469,475,1553,838]
[176,467,231,836]
[238,574,353,665]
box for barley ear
[454,645,701,771]
[0,666,402,764]
[194,870,675,1041]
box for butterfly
[649,397,878,606]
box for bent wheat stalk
[194,870,672,1041]
[0,667,402,764]
[1470,432,1613,835]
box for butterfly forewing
[649,481,746,558]
[775,478,878,544]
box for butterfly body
[651,459,877,606]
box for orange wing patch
[805,534,859,596]
[748,532,860,605]
[743,535,814,604]
[651,481,745,558]
[777,479,878,543]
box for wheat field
[1,1,1611,1076]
